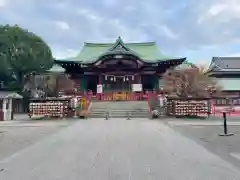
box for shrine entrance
[98,74,142,101]
[103,74,135,92]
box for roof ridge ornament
[109,36,130,52]
[117,36,123,42]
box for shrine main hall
[50,37,194,95]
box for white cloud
[123,6,135,12]
[103,0,117,6]
[0,0,6,7]
[208,4,226,16]
[2,0,240,63]
[55,21,70,30]
[55,2,69,9]
[225,52,240,57]
[52,46,79,59]
[199,1,240,24]
[75,8,149,43]
[105,19,149,42]
[160,25,178,39]
[77,8,103,22]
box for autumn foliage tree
[162,66,221,98]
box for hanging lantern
[126,77,129,81]
[132,75,134,80]
[111,77,113,81]
[113,76,116,81]
[123,77,125,82]
[105,75,107,80]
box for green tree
[0,57,12,83]
[0,24,53,90]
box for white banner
[132,84,142,92]
[97,84,103,94]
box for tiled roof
[0,92,23,99]
[56,37,185,63]
[207,57,240,73]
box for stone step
[91,101,148,109]
[89,101,150,118]
[91,107,148,110]
[89,109,148,112]
[89,114,149,118]
[89,110,149,118]
[90,109,149,113]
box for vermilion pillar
[98,74,102,84]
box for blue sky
[1,0,240,66]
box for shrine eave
[208,71,240,76]
[55,57,186,65]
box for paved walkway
[0,119,240,180]
[0,119,74,127]
[166,119,240,126]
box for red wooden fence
[98,92,144,101]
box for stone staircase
[89,101,150,118]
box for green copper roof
[58,37,184,63]
[217,78,240,91]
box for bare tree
[46,74,76,96]
[57,74,76,95]
[163,66,221,98]
[23,73,47,98]
[23,72,76,98]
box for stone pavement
[13,113,30,121]
[0,119,75,127]
[0,120,75,160]
[166,118,240,126]
[0,119,240,180]
[169,120,240,170]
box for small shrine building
[207,57,240,105]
